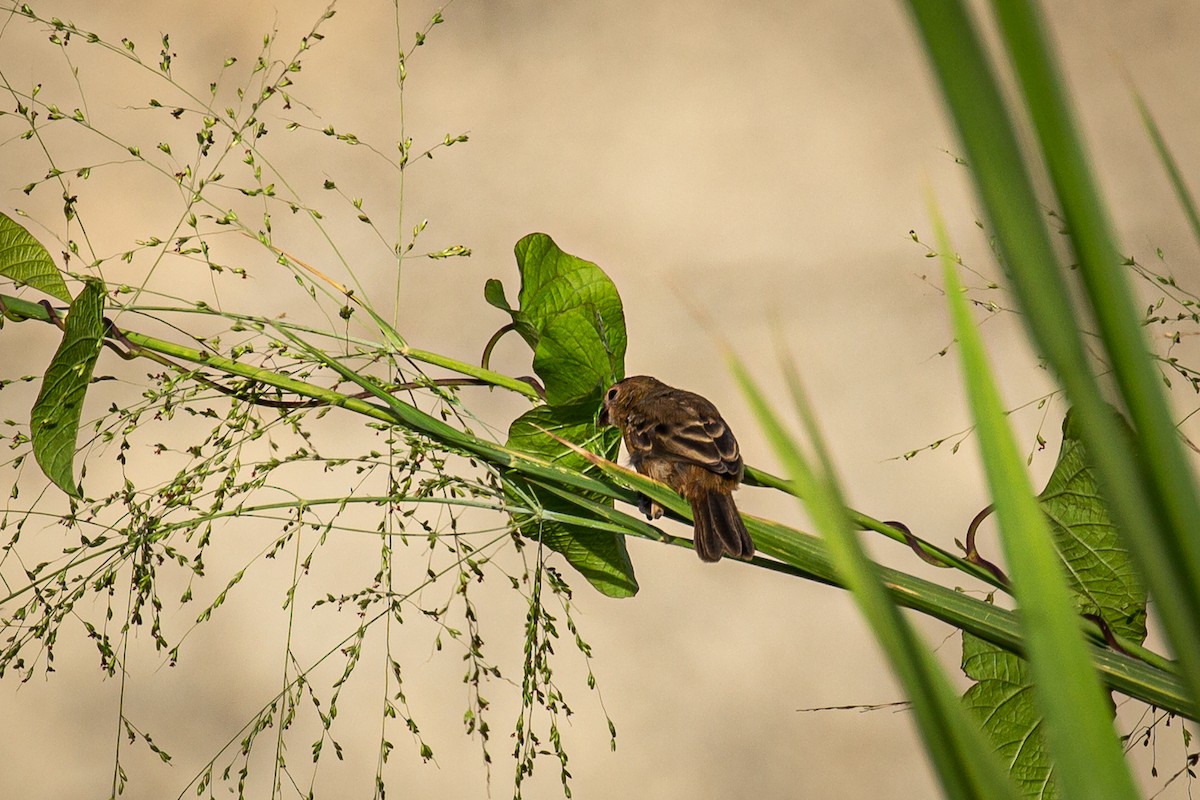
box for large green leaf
[488,233,634,596]
[961,632,1056,799]
[31,279,106,497]
[0,211,71,302]
[1040,409,1147,643]
[486,233,626,407]
[962,408,1147,798]
[505,404,637,598]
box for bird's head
[598,375,664,427]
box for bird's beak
[597,404,609,426]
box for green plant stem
[1,291,1188,716]
[745,466,1001,587]
[580,450,1191,715]
[746,464,1170,673]
[0,294,541,400]
[398,344,541,400]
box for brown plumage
[598,375,754,563]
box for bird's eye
[606,387,619,401]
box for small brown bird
[598,375,754,562]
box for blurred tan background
[2,1,1199,797]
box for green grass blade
[1132,89,1200,251]
[904,0,1200,710]
[731,356,1020,800]
[991,0,1200,711]
[937,200,1138,799]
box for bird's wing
[624,403,742,477]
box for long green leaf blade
[553,408,1193,718]
[938,207,1138,799]
[732,356,1020,800]
[990,0,1200,706]
[904,0,1200,711]
[1132,89,1200,251]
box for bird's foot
[637,493,664,520]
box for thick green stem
[745,466,1003,587]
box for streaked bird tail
[690,491,754,563]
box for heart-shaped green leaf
[486,233,626,408]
